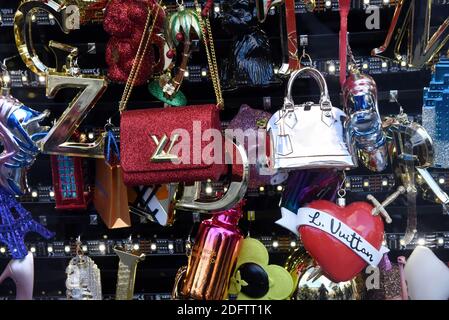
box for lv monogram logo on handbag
[150,134,180,162]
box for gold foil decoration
[14,0,105,74]
[14,0,108,158]
[372,0,449,68]
[114,245,145,300]
[150,134,180,162]
[39,72,107,158]
[15,0,73,76]
[172,266,188,300]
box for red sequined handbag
[119,3,226,186]
[120,104,226,185]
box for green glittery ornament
[148,80,187,106]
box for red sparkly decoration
[202,0,214,16]
[104,0,165,85]
[175,32,185,42]
[166,49,176,59]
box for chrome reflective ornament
[386,116,438,191]
[388,119,433,167]
[343,71,388,172]
[386,113,449,243]
[0,91,49,195]
[173,137,249,214]
[285,247,363,300]
[154,137,249,227]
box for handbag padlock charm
[274,103,295,156]
[114,241,146,300]
[336,189,346,207]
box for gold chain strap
[119,1,162,113]
[196,5,224,109]
[205,17,224,108]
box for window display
[0,0,447,303]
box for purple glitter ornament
[280,170,341,214]
[227,104,288,188]
[379,253,393,272]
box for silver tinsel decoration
[66,255,102,300]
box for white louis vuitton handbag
[267,67,357,170]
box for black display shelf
[0,0,447,299]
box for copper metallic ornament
[179,205,244,300]
[372,0,449,68]
[94,160,131,229]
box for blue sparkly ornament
[0,188,54,259]
[423,58,449,168]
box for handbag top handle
[284,67,331,111]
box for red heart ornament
[299,200,384,283]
